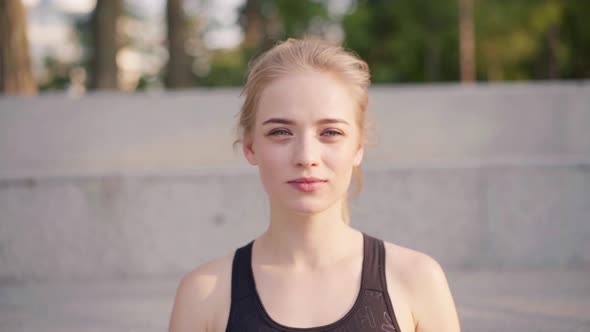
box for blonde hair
[235,38,371,224]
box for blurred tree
[165,0,193,88]
[238,0,329,58]
[0,0,37,95]
[191,0,330,87]
[342,0,459,83]
[274,0,328,39]
[195,48,245,87]
[475,0,565,81]
[241,0,269,53]
[459,0,475,82]
[19,0,589,90]
[341,0,589,83]
[559,2,590,79]
[90,0,122,89]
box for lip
[287,177,327,183]
[287,177,327,193]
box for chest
[255,266,362,328]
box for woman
[169,38,461,332]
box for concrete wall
[1,82,589,178]
[0,82,589,281]
[1,163,589,281]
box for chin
[282,197,337,216]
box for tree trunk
[425,15,441,82]
[243,0,264,50]
[241,0,275,57]
[459,0,475,82]
[546,24,560,79]
[0,0,37,95]
[165,0,192,89]
[91,0,121,90]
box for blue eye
[269,129,291,136]
[321,130,343,137]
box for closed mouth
[287,177,327,184]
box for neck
[257,199,359,269]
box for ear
[242,133,258,166]
[353,143,364,167]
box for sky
[23,0,353,50]
[24,0,247,50]
[22,0,353,88]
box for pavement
[1,268,588,332]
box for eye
[268,129,292,136]
[321,129,343,137]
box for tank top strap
[230,240,257,301]
[360,232,388,293]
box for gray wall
[1,82,589,281]
[1,82,589,178]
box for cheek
[255,144,287,181]
[256,142,285,164]
[325,144,359,169]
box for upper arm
[410,255,461,332]
[168,271,215,332]
[168,256,232,332]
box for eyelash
[268,129,291,136]
[268,129,343,137]
[322,130,343,137]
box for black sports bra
[225,232,402,331]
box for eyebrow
[261,118,350,126]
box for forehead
[256,70,356,124]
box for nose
[293,134,319,168]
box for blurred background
[1,0,589,331]
[2,0,590,93]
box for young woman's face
[243,69,364,216]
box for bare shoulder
[383,241,461,332]
[168,253,234,332]
[382,241,446,288]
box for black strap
[361,233,387,292]
[230,240,256,301]
[377,236,403,332]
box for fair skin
[169,69,461,332]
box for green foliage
[39,56,71,91]
[476,0,549,80]
[340,0,589,83]
[236,0,331,66]
[342,0,460,83]
[40,0,590,90]
[560,1,590,78]
[195,49,247,87]
[475,0,590,81]
[273,0,329,38]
